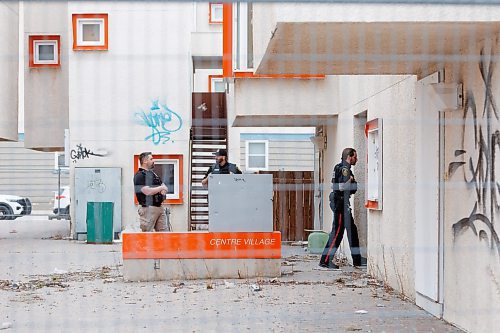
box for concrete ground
[0,214,462,332]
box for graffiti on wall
[70,144,107,163]
[448,46,500,258]
[88,178,106,193]
[135,99,182,145]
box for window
[29,35,60,68]
[133,154,184,204]
[209,75,225,92]
[72,14,108,50]
[209,3,223,24]
[365,118,383,210]
[233,2,253,70]
[245,140,268,171]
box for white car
[0,194,32,220]
[53,186,70,215]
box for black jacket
[331,160,357,205]
[204,162,242,178]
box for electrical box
[208,174,273,232]
[75,167,122,240]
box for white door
[415,72,444,317]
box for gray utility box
[208,174,273,232]
[75,167,122,240]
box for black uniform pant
[319,195,361,267]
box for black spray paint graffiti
[70,144,106,163]
[448,46,500,258]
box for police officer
[133,152,169,232]
[201,149,242,187]
[319,148,366,269]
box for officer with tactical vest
[201,149,242,188]
[318,148,366,270]
[133,152,169,232]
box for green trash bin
[308,231,329,254]
[86,202,114,244]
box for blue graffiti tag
[135,99,183,145]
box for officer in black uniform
[134,152,169,232]
[319,147,366,269]
[201,149,242,187]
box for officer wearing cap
[201,149,242,188]
[133,152,169,232]
[318,147,366,270]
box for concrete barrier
[122,231,281,281]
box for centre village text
[209,238,276,247]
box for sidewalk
[0,217,462,332]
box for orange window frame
[208,74,224,92]
[364,118,383,210]
[134,154,184,205]
[209,3,223,24]
[29,35,61,68]
[72,13,108,51]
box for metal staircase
[188,128,227,229]
[189,93,227,230]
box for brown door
[192,92,227,128]
[260,171,314,241]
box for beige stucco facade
[228,3,500,332]
[440,39,500,332]
[67,1,195,232]
[23,0,69,150]
[0,1,19,141]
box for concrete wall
[233,77,336,119]
[231,2,500,330]
[190,3,222,58]
[0,1,18,141]
[322,75,417,299]
[441,38,500,333]
[0,141,69,210]
[251,3,500,71]
[190,32,222,58]
[23,1,68,150]
[124,258,280,281]
[195,2,222,33]
[68,2,194,232]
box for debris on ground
[53,268,68,274]
[224,280,235,288]
[251,284,261,292]
[290,241,307,246]
[41,233,66,240]
[0,322,13,330]
[344,278,369,288]
[0,265,121,292]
